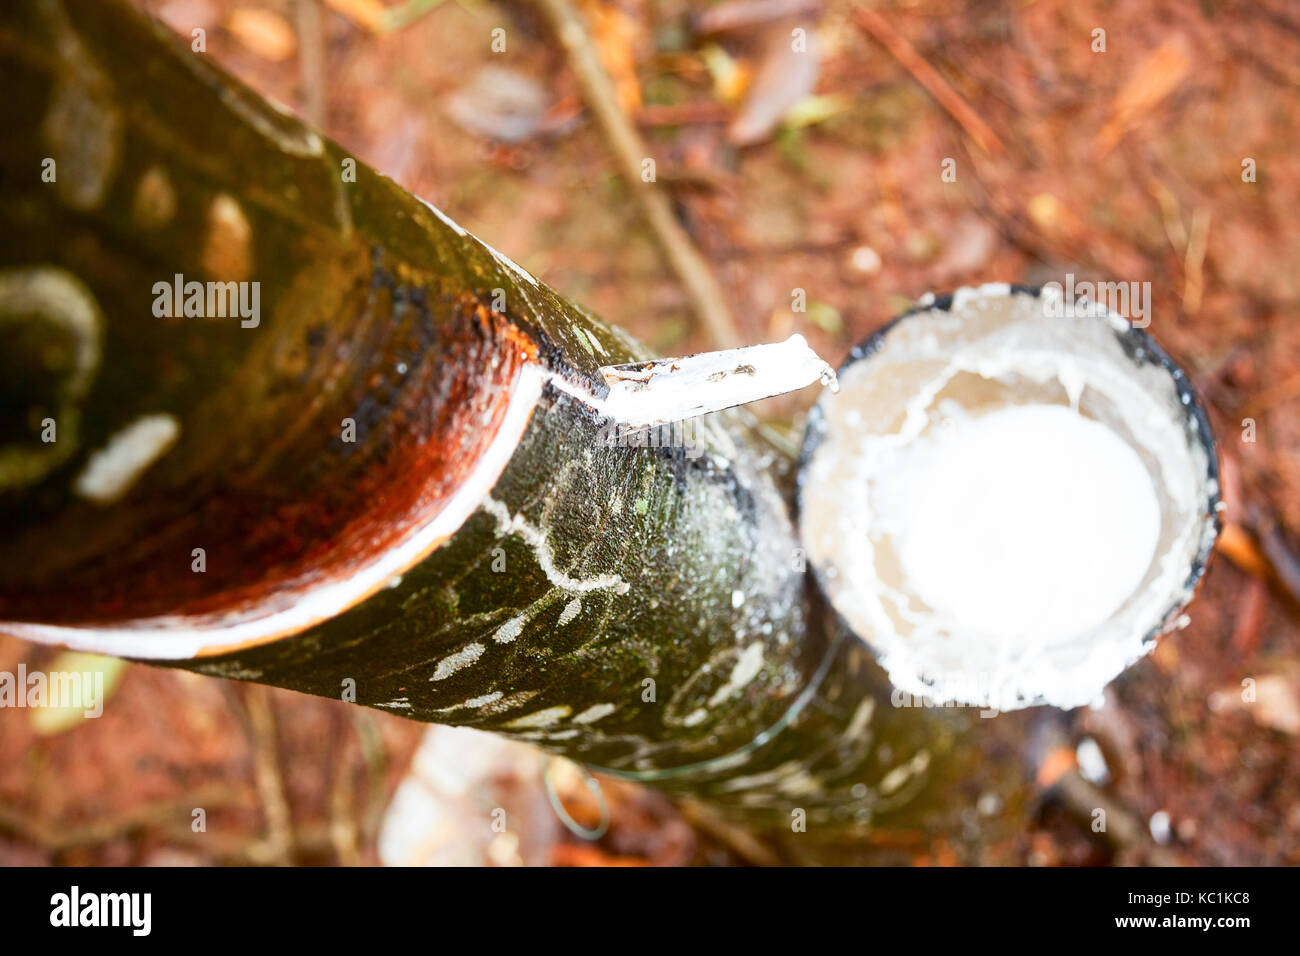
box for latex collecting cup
[798,283,1222,712]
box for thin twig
[1181,207,1210,315]
[678,798,784,866]
[242,685,295,865]
[1054,771,1183,866]
[0,785,238,854]
[350,709,392,847]
[297,0,327,128]
[328,751,362,866]
[852,5,1005,158]
[1036,721,1182,865]
[535,0,743,349]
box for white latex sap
[873,404,1160,648]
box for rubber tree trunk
[0,0,1144,854]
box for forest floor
[2,0,1298,865]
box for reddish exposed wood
[0,281,539,631]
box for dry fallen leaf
[27,652,128,736]
[445,67,551,144]
[1211,674,1300,736]
[728,24,821,146]
[581,0,643,114]
[319,0,388,33]
[1252,676,1300,735]
[1094,36,1190,154]
[227,7,297,63]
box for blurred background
[1,0,1297,865]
